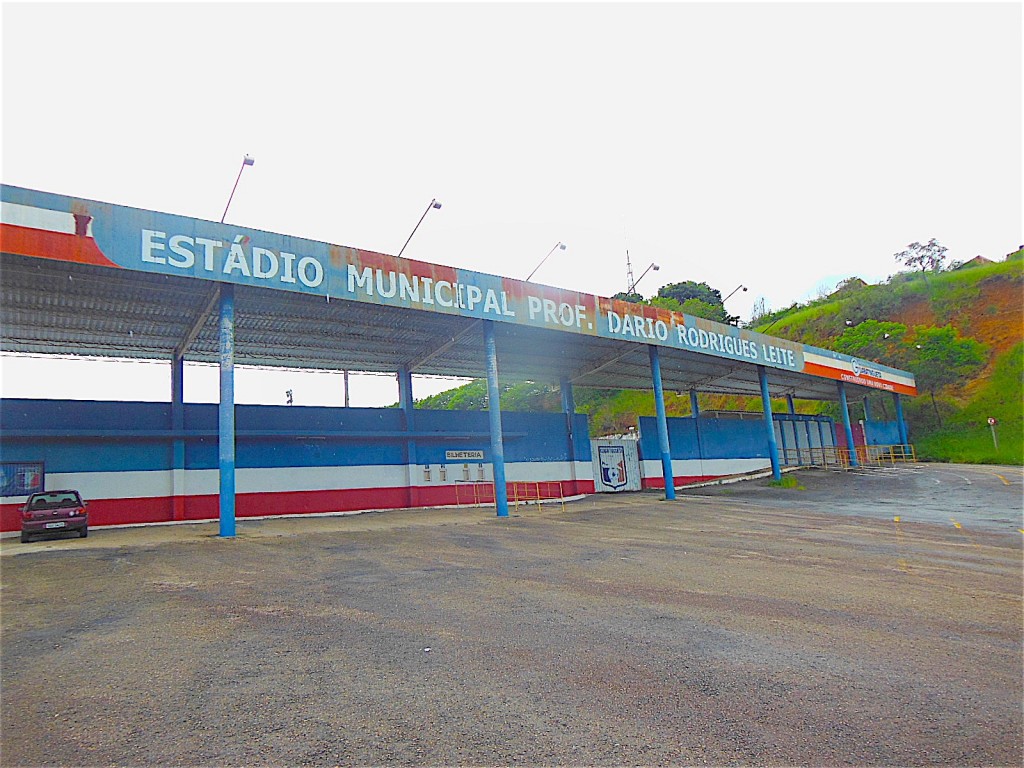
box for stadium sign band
[0,184,916,394]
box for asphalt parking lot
[2,464,1021,766]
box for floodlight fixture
[630,262,660,293]
[526,241,567,281]
[221,154,255,224]
[397,198,443,258]
[724,284,748,302]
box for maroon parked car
[21,490,89,543]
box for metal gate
[590,439,642,492]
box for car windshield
[28,493,82,510]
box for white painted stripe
[505,461,576,483]
[641,458,771,479]
[238,465,409,494]
[43,470,173,501]
[0,201,93,236]
[5,460,590,503]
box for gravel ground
[1,466,1021,767]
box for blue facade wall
[865,420,901,446]
[0,399,592,473]
[637,414,836,463]
[637,417,771,461]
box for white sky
[1,1,1021,406]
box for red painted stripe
[642,475,724,490]
[0,480,597,532]
[0,224,121,268]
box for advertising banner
[0,462,44,497]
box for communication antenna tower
[625,249,636,294]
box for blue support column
[778,415,790,467]
[398,367,418,507]
[560,376,576,416]
[218,285,236,537]
[560,376,578,493]
[785,394,799,466]
[171,354,186,521]
[648,345,676,500]
[837,381,859,467]
[757,366,782,481]
[398,367,414,418]
[794,417,802,466]
[483,321,509,517]
[893,392,909,446]
[689,389,700,418]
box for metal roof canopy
[4,251,872,402]
[0,182,916,403]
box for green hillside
[416,252,1023,465]
[750,253,1022,464]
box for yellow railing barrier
[858,444,917,466]
[508,481,567,513]
[454,480,568,511]
[781,444,916,469]
[454,481,494,507]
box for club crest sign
[598,445,628,490]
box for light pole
[397,198,442,258]
[724,284,747,302]
[526,241,567,281]
[221,154,255,224]
[629,263,659,294]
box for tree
[611,291,644,303]
[746,297,770,327]
[905,325,988,425]
[613,285,739,323]
[658,280,723,306]
[416,379,489,410]
[656,281,738,324]
[833,277,867,295]
[679,298,734,324]
[833,320,909,367]
[647,296,683,312]
[412,379,561,412]
[894,238,948,275]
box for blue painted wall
[0,399,593,474]
[637,414,836,462]
[865,420,901,446]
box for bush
[768,475,805,490]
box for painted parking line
[994,474,1011,486]
[950,517,982,549]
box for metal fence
[782,444,917,469]
[454,480,569,512]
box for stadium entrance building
[0,185,917,535]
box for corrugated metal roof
[2,251,863,401]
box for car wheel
[80,527,88,538]
[21,531,30,543]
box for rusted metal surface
[1,184,916,399]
